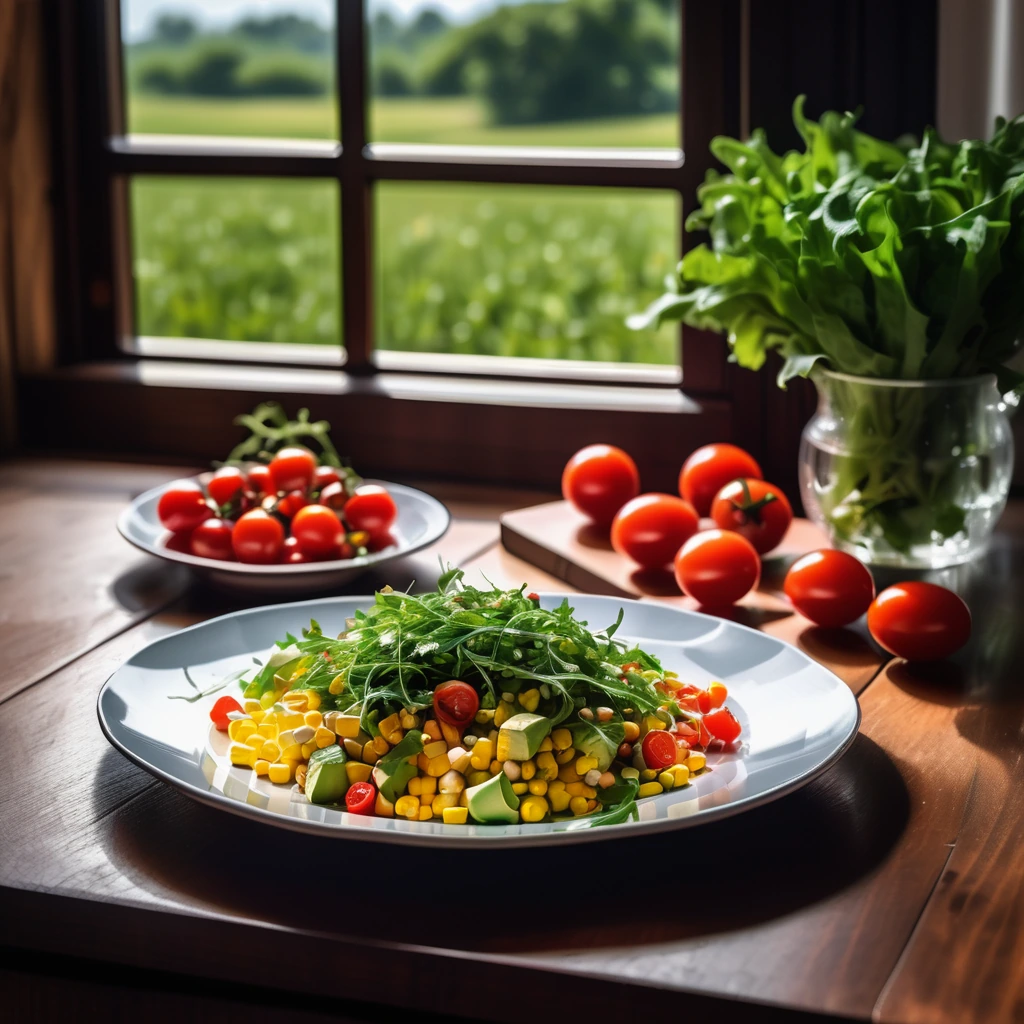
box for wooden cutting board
[500,499,829,599]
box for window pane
[368,1,679,148]
[131,178,341,346]
[375,183,678,364]
[121,1,337,140]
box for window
[35,0,747,487]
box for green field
[129,97,680,362]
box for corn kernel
[362,741,378,764]
[489,760,502,775]
[300,741,316,760]
[440,720,462,748]
[423,739,447,759]
[528,779,548,796]
[254,759,270,777]
[467,770,491,787]
[229,743,256,767]
[395,795,420,819]
[672,765,690,786]
[459,790,469,807]
[658,770,676,791]
[535,751,558,780]
[493,702,512,728]
[228,719,256,742]
[423,719,442,741]
[249,709,266,725]
[372,736,390,757]
[257,722,278,739]
[512,782,529,795]
[345,762,372,785]
[278,711,304,730]
[549,788,571,812]
[243,699,262,715]
[375,792,395,817]
[420,793,433,807]
[642,715,666,734]
[334,715,362,739]
[295,764,307,788]
[426,753,451,777]
[566,782,597,798]
[638,781,664,798]
[283,694,307,713]
[537,736,554,752]
[555,747,576,765]
[328,674,345,695]
[470,738,493,770]
[419,805,434,821]
[686,752,707,773]
[576,756,598,775]
[314,727,335,749]
[558,765,581,785]
[400,711,419,729]
[379,712,401,738]
[569,796,590,816]
[260,740,281,762]
[551,728,572,750]
[420,776,437,796]
[343,738,363,760]
[640,768,658,782]
[244,733,265,751]
[431,793,459,814]
[408,776,423,797]
[519,795,548,823]
[304,690,321,710]
[448,747,472,773]
[548,779,566,794]
[442,806,469,825]
[417,752,431,771]
[259,691,277,709]
[519,688,540,713]
[622,721,641,743]
[303,710,323,729]
[268,762,293,784]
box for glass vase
[799,370,1014,568]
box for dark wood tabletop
[2,457,1023,1024]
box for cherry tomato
[291,504,343,557]
[247,465,273,496]
[318,480,347,511]
[711,478,793,554]
[366,529,397,553]
[679,444,762,517]
[336,540,355,560]
[640,730,677,771]
[561,444,640,525]
[867,582,971,661]
[674,529,760,607]
[344,485,398,535]
[784,549,875,627]
[704,707,741,743]
[610,493,699,569]
[433,681,480,730]
[708,681,728,708]
[206,467,248,508]
[232,509,285,564]
[345,781,376,815]
[157,480,213,534]
[269,446,318,494]
[277,490,309,519]
[209,695,243,731]
[282,536,312,564]
[314,465,341,490]
[189,518,235,561]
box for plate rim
[117,478,451,576]
[97,591,862,848]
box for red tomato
[561,444,640,525]
[157,480,213,534]
[784,550,875,627]
[640,730,677,770]
[344,485,398,535]
[674,529,760,607]
[867,582,971,661]
[610,493,699,569]
[207,467,248,507]
[345,781,376,815]
[291,504,343,557]
[433,681,480,729]
[189,518,235,561]
[314,465,341,490]
[336,540,355,560]
[277,490,309,519]
[282,536,312,564]
[318,480,347,511]
[679,444,762,517]
[269,446,317,494]
[704,707,741,743]
[247,465,273,496]
[209,695,243,731]
[711,478,793,554]
[232,509,285,564]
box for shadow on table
[98,733,907,954]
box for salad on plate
[210,567,743,829]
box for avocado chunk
[305,744,349,804]
[496,713,552,761]
[466,770,520,824]
[371,729,424,803]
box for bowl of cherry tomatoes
[118,445,450,594]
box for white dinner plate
[117,478,450,594]
[98,593,860,847]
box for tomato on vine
[711,478,793,554]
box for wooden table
[2,458,1023,1024]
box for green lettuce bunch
[630,97,1024,390]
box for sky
[122,0,536,43]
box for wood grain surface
[4,460,1024,1024]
